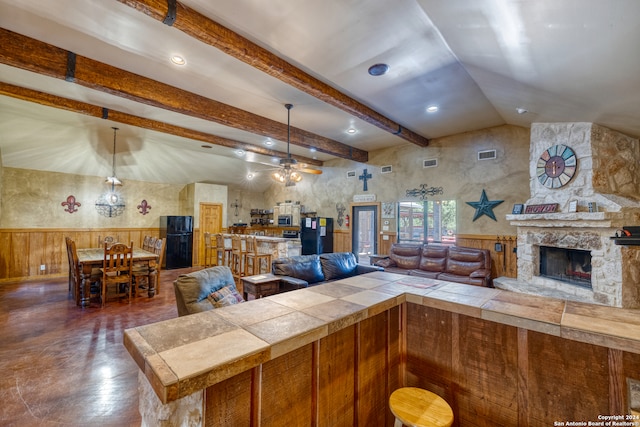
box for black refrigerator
[159,216,193,269]
[300,217,333,255]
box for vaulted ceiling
[1,0,639,192]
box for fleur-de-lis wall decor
[61,195,81,214]
[137,199,152,215]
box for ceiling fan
[266,103,322,186]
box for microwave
[277,215,292,226]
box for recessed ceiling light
[516,107,528,115]
[235,150,245,156]
[247,173,254,180]
[347,128,357,135]
[170,55,186,66]
[309,147,317,152]
[368,63,389,76]
[426,105,439,113]
[264,139,273,146]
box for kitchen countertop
[124,271,640,404]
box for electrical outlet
[40,264,46,271]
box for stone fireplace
[494,123,640,308]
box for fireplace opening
[539,246,592,288]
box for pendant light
[95,127,126,217]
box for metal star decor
[466,189,504,221]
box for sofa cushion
[272,255,325,284]
[445,246,486,276]
[207,283,244,308]
[389,244,422,269]
[418,245,448,272]
[320,252,358,280]
[173,266,235,316]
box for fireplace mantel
[507,212,622,228]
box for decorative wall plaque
[61,195,81,214]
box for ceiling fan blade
[299,167,322,175]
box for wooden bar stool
[244,236,272,276]
[389,387,453,427]
[230,234,246,278]
[203,232,214,267]
[215,233,232,267]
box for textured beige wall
[266,125,530,235]
[0,168,185,228]
[1,125,531,235]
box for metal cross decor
[231,199,241,216]
[359,168,372,191]
[406,184,443,200]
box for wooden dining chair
[132,238,165,296]
[244,236,272,276]
[142,235,151,251]
[101,241,133,307]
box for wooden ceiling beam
[117,0,430,147]
[0,81,323,166]
[0,28,365,162]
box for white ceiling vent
[381,165,392,174]
[423,158,438,168]
[477,149,497,161]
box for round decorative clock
[536,144,577,189]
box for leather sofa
[271,252,383,291]
[376,243,492,287]
[173,266,237,316]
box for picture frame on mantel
[568,200,578,213]
[512,204,524,214]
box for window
[398,200,456,243]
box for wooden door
[199,203,223,266]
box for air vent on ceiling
[478,149,497,160]
[423,158,438,168]
[381,165,392,174]
[346,170,356,178]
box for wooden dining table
[76,247,159,307]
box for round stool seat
[389,387,454,427]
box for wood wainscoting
[0,228,160,282]
[456,234,517,279]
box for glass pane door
[352,206,377,264]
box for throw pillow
[207,284,244,308]
[374,258,394,268]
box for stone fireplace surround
[494,123,640,308]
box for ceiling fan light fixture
[271,103,303,186]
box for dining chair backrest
[154,238,166,269]
[66,237,82,305]
[142,235,151,251]
[148,236,157,251]
[103,242,133,275]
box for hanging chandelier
[95,127,126,217]
[271,104,303,187]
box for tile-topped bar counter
[221,233,301,259]
[124,272,640,426]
